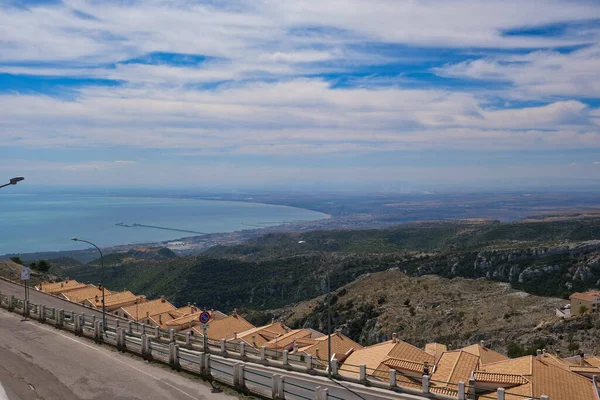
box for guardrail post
[220,339,227,355]
[56,309,64,328]
[422,374,430,394]
[38,304,46,322]
[239,341,246,358]
[331,359,338,376]
[540,396,549,400]
[203,354,211,377]
[169,343,179,367]
[283,350,289,366]
[359,364,367,382]
[155,326,160,338]
[128,321,133,334]
[169,329,175,343]
[92,315,96,325]
[8,295,15,311]
[468,377,476,400]
[389,369,397,387]
[185,331,191,347]
[141,334,149,359]
[94,321,103,342]
[233,363,245,388]
[497,388,505,400]
[458,381,466,400]
[23,300,30,317]
[306,354,313,371]
[278,375,285,399]
[272,374,282,399]
[75,314,83,335]
[322,387,329,400]
[116,319,120,328]
[260,346,267,362]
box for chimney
[234,332,238,339]
[160,295,166,303]
[542,348,548,357]
[536,349,542,359]
[315,349,320,359]
[392,333,398,344]
[158,314,162,324]
[580,351,585,366]
[423,361,430,376]
[233,308,238,316]
[555,349,561,357]
[480,340,485,348]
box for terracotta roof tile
[60,285,111,303]
[570,291,600,302]
[431,350,479,388]
[425,343,448,360]
[461,344,508,365]
[86,291,139,308]
[193,314,255,341]
[39,280,87,294]
[233,323,289,347]
[297,332,362,362]
[473,371,528,385]
[120,298,176,320]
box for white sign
[21,266,30,281]
[200,323,210,329]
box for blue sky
[1,0,600,190]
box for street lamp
[0,177,25,189]
[298,240,332,379]
[72,237,106,331]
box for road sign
[200,323,210,329]
[199,311,211,324]
[21,266,30,281]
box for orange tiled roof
[432,350,479,388]
[193,314,255,341]
[165,311,202,327]
[478,356,597,400]
[570,291,600,302]
[341,339,434,379]
[120,298,176,320]
[86,291,139,308]
[234,322,289,347]
[265,329,317,349]
[383,357,427,373]
[297,332,362,362]
[39,280,87,294]
[461,344,508,365]
[473,371,528,385]
[60,285,111,303]
[425,343,448,360]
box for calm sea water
[0,194,327,254]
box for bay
[0,194,328,254]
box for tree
[9,256,23,265]
[578,304,589,315]
[568,341,580,354]
[31,259,50,272]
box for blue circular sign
[199,311,211,324]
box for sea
[0,194,328,255]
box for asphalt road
[0,308,238,400]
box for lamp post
[298,240,332,379]
[0,177,25,190]
[72,237,106,331]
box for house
[59,285,111,304]
[424,343,447,361]
[460,342,509,365]
[293,331,363,364]
[192,311,255,341]
[263,328,324,351]
[570,291,600,315]
[36,280,88,294]
[115,296,176,323]
[83,291,143,312]
[475,354,598,400]
[342,334,435,380]
[229,322,289,348]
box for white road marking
[0,382,10,400]
[0,311,198,400]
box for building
[475,354,598,400]
[570,291,600,315]
[192,311,255,341]
[36,280,88,294]
[342,335,436,380]
[59,285,111,304]
[229,322,289,348]
[263,328,324,351]
[115,296,176,323]
[293,331,363,365]
[83,291,143,312]
[424,343,447,361]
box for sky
[1,0,600,191]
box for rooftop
[297,332,362,362]
[60,285,111,303]
[233,322,289,348]
[425,343,448,361]
[38,280,87,294]
[120,297,176,320]
[461,343,509,365]
[570,290,600,302]
[193,313,255,341]
[86,291,140,308]
[264,329,321,350]
[431,350,480,391]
